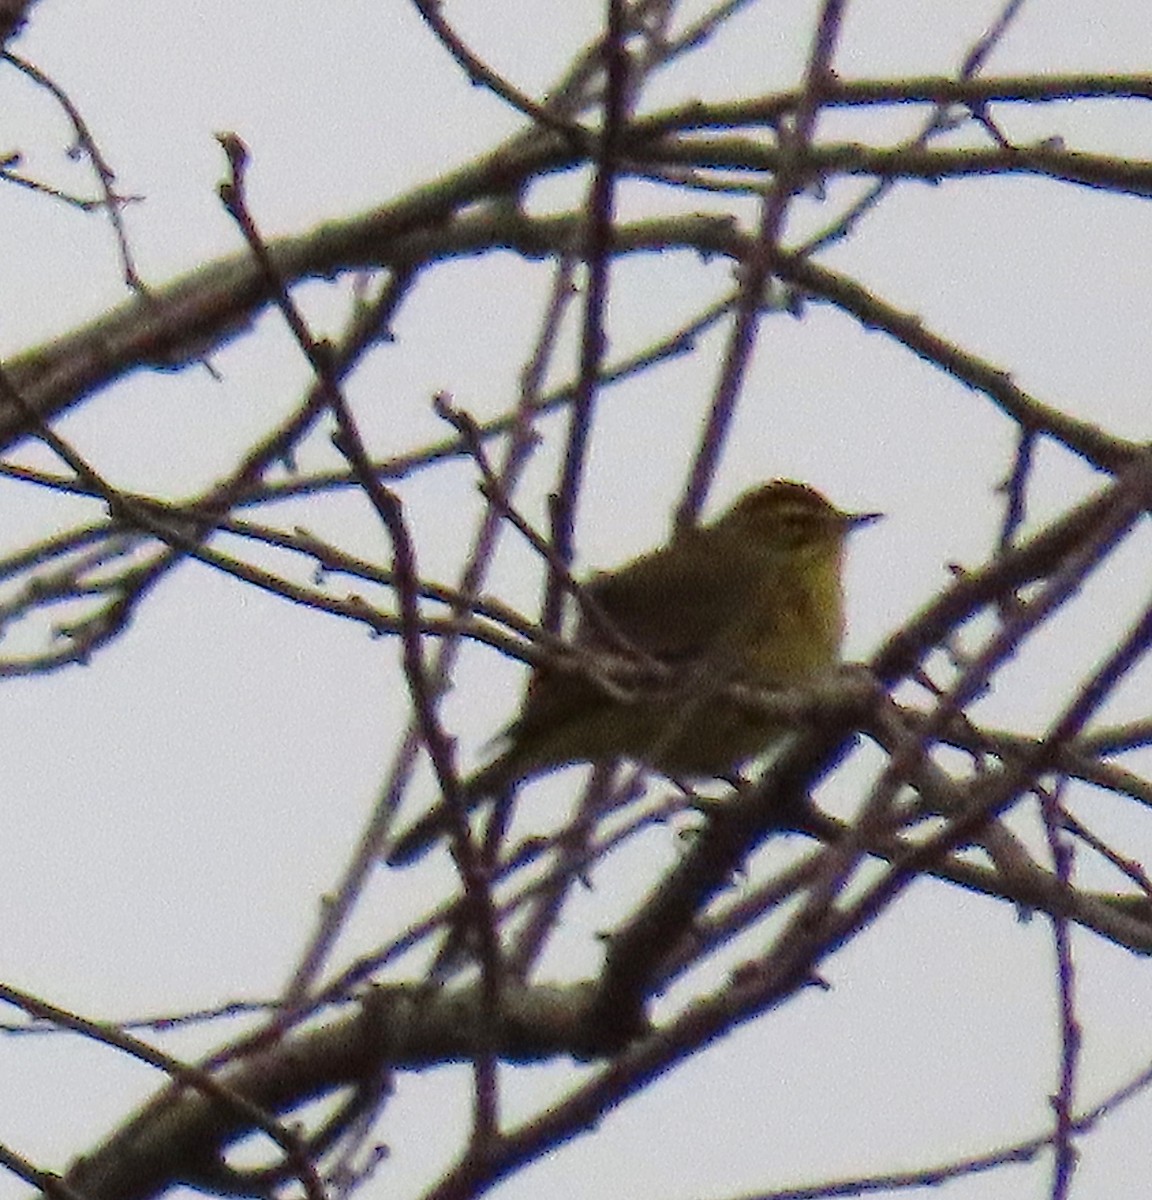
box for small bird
[387,480,880,865]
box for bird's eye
[779,513,823,547]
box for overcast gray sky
[2,3,1152,1198]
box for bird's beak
[846,510,884,529]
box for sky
[1,2,1152,1198]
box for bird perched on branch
[387,479,880,866]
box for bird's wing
[499,532,761,752]
[580,532,757,662]
[502,538,725,747]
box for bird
[386,479,880,865]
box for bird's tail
[385,803,457,867]
[385,760,511,867]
